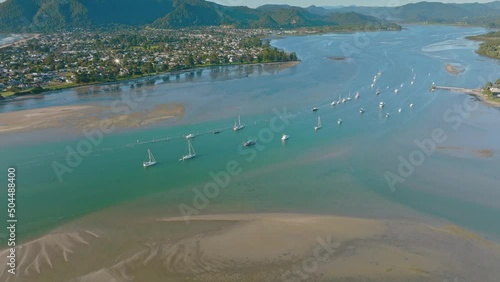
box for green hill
[329,1,500,27]
[0,0,397,32]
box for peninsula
[0,28,298,98]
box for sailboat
[379,102,385,108]
[355,91,360,99]
[185,133,195,139]
[233,115,245,131]
[346,91,352,101]
[180,139,196,161]
[337,118,343,125]
[376,88,380,95]
[359,108,365,114]
[281,134,290,141]
[314,116,322,131]
[143,149,157,167]
[243,139,256,147]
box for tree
[183,54,195,68]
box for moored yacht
[243,139,256,147]
[233,115,245,131]
[180,139,196,161]
[143,149,157,167]
[314,116,322,131]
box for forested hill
[325,1,500,27]
[0,0,398,32]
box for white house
[490,87,500,98]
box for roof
[490,87,500,93]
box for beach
[0,104,184,134]
[1,213,499,281]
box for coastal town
[0,27,298,98]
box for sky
[210,0,494,8]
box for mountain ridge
[0,0,398,32]
[324,1,500,27]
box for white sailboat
[359,108,365,114]
[314,116,322,131]
[233,115,245,131]
[379,102,385,108]
[180,139,196,161]
[355,91,360,99]
[243,139,256,147]
[281,134,290,141]
[143,149,157,167]
[376,88,380,95]
[346,91,352,101]
[337,118,343,125]
[185,133,195,139]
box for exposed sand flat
[0,104,184,134]
[1,213,499,282]
[445,63,464,76]
[437,146,495,158]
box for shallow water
[1,25,499,243]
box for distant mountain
[0,0,397,32]
[327,1,500,27]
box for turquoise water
[1,25,500,243]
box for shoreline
[433,85,500,107]
[0,60,300,100]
